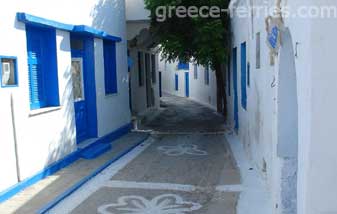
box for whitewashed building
[125,0,160,115]
[228,0,337,214]
[158,56,218,110]
[0,0,131,201]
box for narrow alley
[43,95,270,214]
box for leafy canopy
[144,0,231,68]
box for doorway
[70,36,98,143]
[185,72,189,97]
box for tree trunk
[214,61,227,118]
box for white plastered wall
[0,0,130,191]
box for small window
[1,56,18,87]
[151,54,156,83]
[204,65,210,85]
[26,25,59,110]
[193,64,198,79]
[138,52,144,86]
[256,32,261,69]
[103,40,117,94]
[71,58,85,101]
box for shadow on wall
[90,0,125,37]
[45,64,76,167]
[44,35,75,167]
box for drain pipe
[10,93,21,182]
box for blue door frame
[233,47,239,131]
[71,35,98,143]
[185,72,189,97]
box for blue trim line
[0,123,133,203]
[16,13,122,42]
[0,150,80,203]
[37,133,149,214]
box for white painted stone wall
[159,59,184,97]
[189,64,217,110]
[0,0,130,192]
[229,0,337,213]
[158,55,217,109]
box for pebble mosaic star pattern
[157,144,208,156]
[97,194,202,214]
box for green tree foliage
[144,0,231,115]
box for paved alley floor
[140,94,226,133]
[48,95,243,214]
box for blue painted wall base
[0,123,132,203]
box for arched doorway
[276,28,298,214]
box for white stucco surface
[229,0,337,213]
[0,0,131,192]
[158,56,217,109]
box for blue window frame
[175,74,178,91]
[204,65,210,85]
[178,62,189,70]
[0,56,18,88]
[241,42,247,110]
[138,52,144,86]
[103,40,117,94]
[26,25,59,110]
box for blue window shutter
[27,33,46,109]
[241,42,247,110]
[175,74,178,91]
[103,40,117,94]
[26,25,59,110]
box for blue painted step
[80,143,111,159]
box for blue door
[71,36,97,143]
[159,71,162,97]
[233,47,239,131]
[185,72,189,97]
[175,74,178,91]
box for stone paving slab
[71,187,238,214]
[112,134,240,187]
[140,94,226,132]
[0,132,148,214]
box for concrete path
[140,94,226,133]
[48,95,243,214]
[0,133,149,214]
